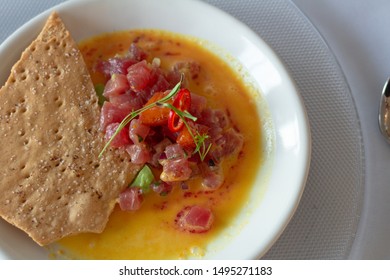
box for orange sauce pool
[53,30,263,259]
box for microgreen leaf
[94,83,106,106]
[159,103,197,122]
[194,133,212,161]
[130,164,154,193]
[159,79,182,102]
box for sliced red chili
[168,88,191,132]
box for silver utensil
[379,78,390,143]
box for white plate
[0,0,311,259]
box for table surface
[0,0,389,259]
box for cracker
[0,12,139,246]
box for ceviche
[55,30,263,259]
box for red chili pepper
[168,88,191,132]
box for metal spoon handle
[379,78,390,142]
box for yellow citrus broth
[56,30,263,259]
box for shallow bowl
[0,0,311,259]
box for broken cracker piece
[0,12,139,246]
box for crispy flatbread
[0,12,139,245]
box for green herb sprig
[99,80,182,158]
[99,78,212,161]
[158,103,212,161]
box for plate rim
[0,0,311,260]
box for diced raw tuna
[200,108,229,138]
[148,138,173,167]
[127,61,153,92]
[160,158,192,182]
[189,93,207,118]
[97,44,245,211]
[99,102,131,131]
[96,56,137,78]
[164,144,186,160]
[147,72,171,97]
[175,205,214,233]
[119,187,143,211]
[201,166,224,189]
[103,74,129,98]
[104,122,131,148]
[211,128,244,160]
[151,181,173,196]
[128,43,147,61]
[109,92,144,112]
[126,143,151,165]
[129,118,150,144]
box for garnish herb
[160,103,212,161]
[130,164,154,193]
[194,132,212,161]
[99,77,212,161]
[99,80,182,157]
[94,83,106,106]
